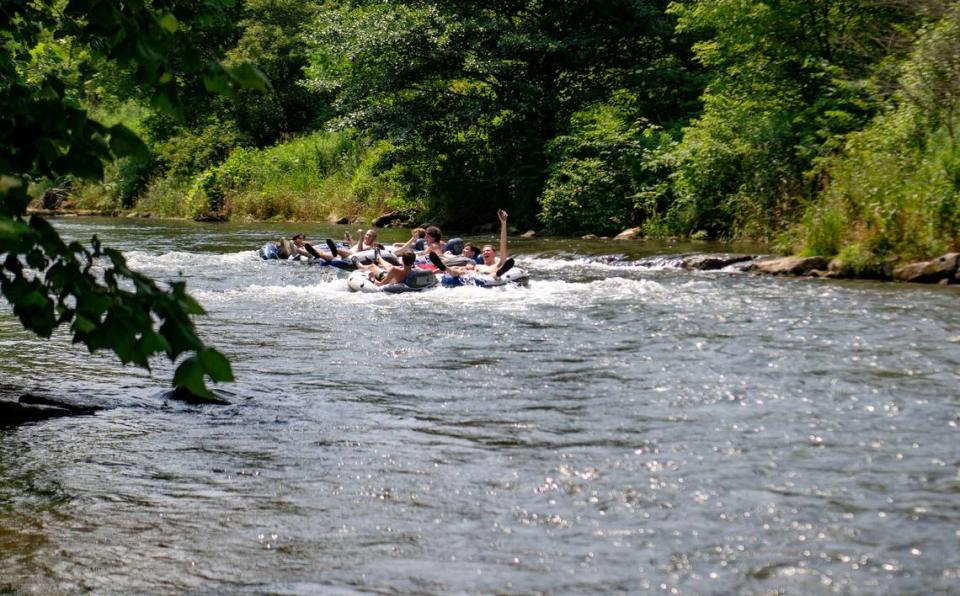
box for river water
[2,217,958,594]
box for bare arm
[497,209,508,265]
[393,229,419,254]
[374,266,406,286]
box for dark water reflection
[2,217,959,593]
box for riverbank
[22,211,959,287]
[586,250,960,287]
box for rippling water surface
[2,218,959,593]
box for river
[2,217,958,593]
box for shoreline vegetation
[20,1,960,286]
[25,206,960,287]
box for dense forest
[9,0,960,270]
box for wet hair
[401,252,416,267]
[425,226,441,241]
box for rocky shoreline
[583,251,960,286]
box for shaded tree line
[34,0,960,254]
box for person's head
[292,233,305,245]
[401,252,416,267]
[413,227,426,239]
[425,226,442,244]
[481,244,496,264]
[363,229,377,243]
[463,243,479,258]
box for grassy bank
[138,130,411,222]
[791,10,960,275]
[65,129,413,223]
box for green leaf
[55,146,105,180]
[202,67,236,99]
[198,348,234,382]
[0,216,34,246]
[108,124,150,161]
[73,315,97,334]
[150,87,184,121]
[227,63,271,92]
[156,12,179,34]
[173,356,211,397]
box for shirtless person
[280,233,329,259]
[368,251,417,286]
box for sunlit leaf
[156,13,179,34]
[174,356,212,397]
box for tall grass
[798,104,960,265]
[797,7,960,266]
[138,130,409,221]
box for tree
[306,0,691,227]
[665,0,923,239]
[227,0,331,147]
[1,0,267,398]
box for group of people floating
[271,209,516,288]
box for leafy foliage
[0,0,269,397]
[539,95,677,235]
[172,130,403,222]
[799,4,960,263]
[226,0,330,146]
[665,0,922,239]
[306,0,697,227]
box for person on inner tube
[461,242,482,264]
[280,233,334,260]
[389,227,427,255]
[415,226,444,260]
[321,227,385,262]
[366,251,417,286]
[434,210,514,285]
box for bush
[539,97,674,235]
[157,123,243,179]
[800,8,960,263]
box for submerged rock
[162,386,231,405]
[681,254,756,271]
[19,394,99,415]
[0,401,72,425]
[0,394,100,426]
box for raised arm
[393,229,419,254]
[497,209,508,264]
